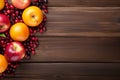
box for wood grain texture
[48,0,120,7]
[36,7,120,37]
[3,63,120,80]
[15,63,120,76]
[22,37,120,62]
[2,76,120,80]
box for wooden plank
[10,63,120,77]
[22,37,120,62]
[47,7,120,23]
[48,0,120,7]
[39,7,120,37]
[3,76,120,80]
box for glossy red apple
[11,0,31,9]
[0,14,10,33]
[4,42,25,62]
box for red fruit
[4,42,25,62]
[11,0,31,9]
[0,14,10,33]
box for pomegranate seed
[10,5,14,9]
[6,10,11,14]
[34,0,39,2]
[44,9,48,13]
[12,13,15,17]
[32,51,35,55]
[5,3,9,6]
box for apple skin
[11,0,31,9]
[0,14,10,33]
[22,6,43,27]
[4,42,25,62]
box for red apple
[11,0,31,9]
[4,42,25,62]
[0,14,10,33]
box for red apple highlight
[0,14,10,33]
[4,42,25,62]
[11,0,31,9]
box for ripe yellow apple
[0,0,5,10]
[22,6,43,27]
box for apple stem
[13,46,17,51]
[0,25,5,29]
[0,26,3,28]
[32,15,38,23]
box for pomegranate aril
[4,12,8,15]
[42,5,47,9]
[39,0,43,3]
[31,48,35,51]
[1,40,4,44]
[15,11,19,15]
[40,28,44,33]
[34,0,39,2]
[7,10,11,14]
[6,6,10,9]
[33,30,37,33]
[25,55,31,59]
[44,9,48,13]
[32,51,35,55]
[20,20,23,22]
[43,17,47,22]
[12,13,15,17]
[5,3,9,7]
[44,0,48,3]
[10,5,14,9]
[32,37,38,41]
[11,10,14,13]
[43,26,47,31]
[39,24,43,28]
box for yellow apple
[22,6,43,27]
[0,0,5,10]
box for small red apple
[0,14,10,33]
[11,0,31,9]
[4,42,25,62]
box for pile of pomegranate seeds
[0,0,48,78]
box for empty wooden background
[3,0,120,80]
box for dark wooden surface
[3,0,120,80]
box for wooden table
[3,0,120,80]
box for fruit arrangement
[0,0,48,78]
